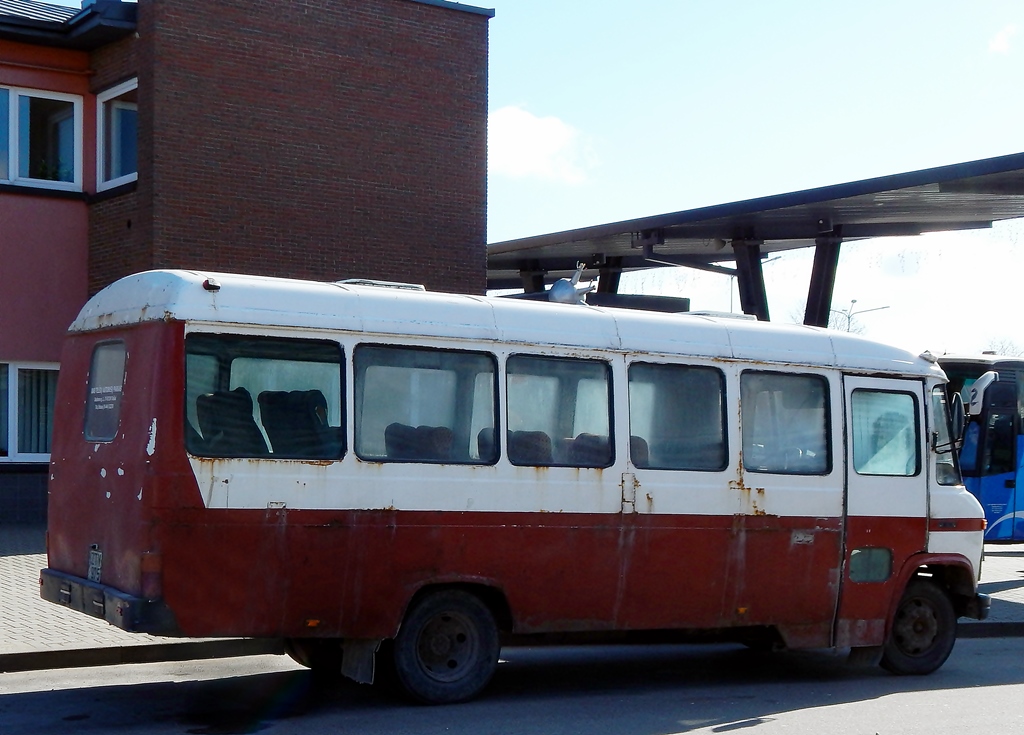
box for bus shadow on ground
[3,641,1023,735]
[0,526,45,558]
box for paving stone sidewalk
[3,524,1024,672]
[0,525,279,672]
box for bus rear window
[84,341,127,442]
[185,334,344,459]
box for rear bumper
[963,592,991,621]
[40,568,182,636]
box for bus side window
[983,412,1015,475]
[850,389,919,476]
[627,362,726,471]
[506,355,612,468]
[741,371,830,475]
[185,334,344,460]
[353,345,497,465]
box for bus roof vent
[336,279,426,291]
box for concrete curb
[958,622,1024,639]
[0,638,284,674]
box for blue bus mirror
[968,371,999,416]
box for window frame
[0,361,60,463]
[353,343,499,465]
[83,341,128,444]
[740,369,832,476]
[627,360,728,472]
[505,353,615,469]
[184,333,346,460]
[0,86,83,192]
[850,387,921,478]
[96,78,138,191]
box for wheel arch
[400,581,514,635]
[890,553,978,622]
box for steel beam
[803,234,842,327]
[732,240,769,321]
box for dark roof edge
[407,0,494,18]
[0,1,136,51]
[488,150,1024,252]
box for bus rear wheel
[881,579,956,675]
[392,589,500,704]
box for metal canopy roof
[486,152,1024,324]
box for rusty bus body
[41,270,988,703]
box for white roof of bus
[70,270,941,377]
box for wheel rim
[415,609,480,683]
[892,597,939,656]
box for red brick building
[0,0,492,521]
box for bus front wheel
[392,589,500,704]
[881,579,956,675]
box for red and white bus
[42,270,988,703]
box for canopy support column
[597,257,623,293]
[518,260,546,293]
[732,240,769,321]
[803,232,843,327]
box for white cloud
[989,24,1018,54]
[488,106,594,184]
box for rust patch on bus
[730,461,768,516]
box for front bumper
[40,568,181,636]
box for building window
[1,363,59,461]
[97,79,138,190]
[0,87,82,191]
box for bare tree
[984,339,1024,357]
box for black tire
[392,589,500,704]
[284,638,344,678]
[881,579,957,675]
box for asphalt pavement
[3,524,1024,673]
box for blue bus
[941,355,1024,542]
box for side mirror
[968,371,999,416]
[949,391,965,444]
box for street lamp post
[829,299,890,332]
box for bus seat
[477,427,497,462]
[630,435,650,468]
[569,433,611,467]
[385,423,454,461]
[385,423,418,459]
[652,438,726,471]
[508,430,552,465]
[419,425,454,461]
[196,387,269,457]
[258,389,333,457]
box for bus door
[727,370,844,647]
[961,379,1020,541]
[836,376,928,647]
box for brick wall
[88,35,151,296]
[88,0,489,295]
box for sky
[48,0,1024,354]
[484,0,1024,355]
